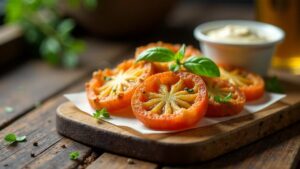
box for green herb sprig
[214,93,232,103]
[5,0,94,68]
[69,151,80,160]
[136,44,220,77]
[93,108,110,119]
[4,133,26,144]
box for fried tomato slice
[203,77,246,117]
[86,59,154,115]
[131,71,208,130]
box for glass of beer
[256,0,300,74]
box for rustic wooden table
[0,1,299,169]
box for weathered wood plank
[0,79,92,169]
[0,61,85,129]
[24,138,92,169]
[162,122,300,169]
[0,39,131,129]
[55,98,300,164]
[86,153,158,169]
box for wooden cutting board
[56,81,300,165]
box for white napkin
[64,92,286,134]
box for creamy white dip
[206,25,268,43]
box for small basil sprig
[69,151,80,160]
[93,108,110,119]
[214,93,232,103]
[136,44,220,77]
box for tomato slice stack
[220,66,265,101]
[203,77,246,117]
[85,42,268,130]
[86,59,154,115]
[131,72,208,130]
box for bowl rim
[193,20,285,47]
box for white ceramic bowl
[194,20,285,75]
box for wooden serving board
[56,81,300,165]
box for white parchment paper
[64,92,286,134]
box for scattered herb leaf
[214,93,232,103]
[16,135,26,142]
[4,107,14,113]
[265,76,284,93]
[93,108,110,119]
[4,134,16,143]
[69,151,80,160]
[4,133,26,144]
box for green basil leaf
[183,56,220,77]
[169,63,180,72]
[136,47,175,62]
[175,44,185,61]
[265,76,284,93]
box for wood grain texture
[86,153,158,169]
[56,81,300,164]
[0,40,131,129]
[0,79,92,169]
[163,122,300,169]
[24,138,92,169]
[0,61,84,129]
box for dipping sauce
[206,25,268,43]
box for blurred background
[0,0,299,74]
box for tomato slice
[203,77,246,117]
[219,66,265,101]
[131,71,208,130]
[86,59,154,115]
[135,42,201,72]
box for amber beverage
[256,0,300,74]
